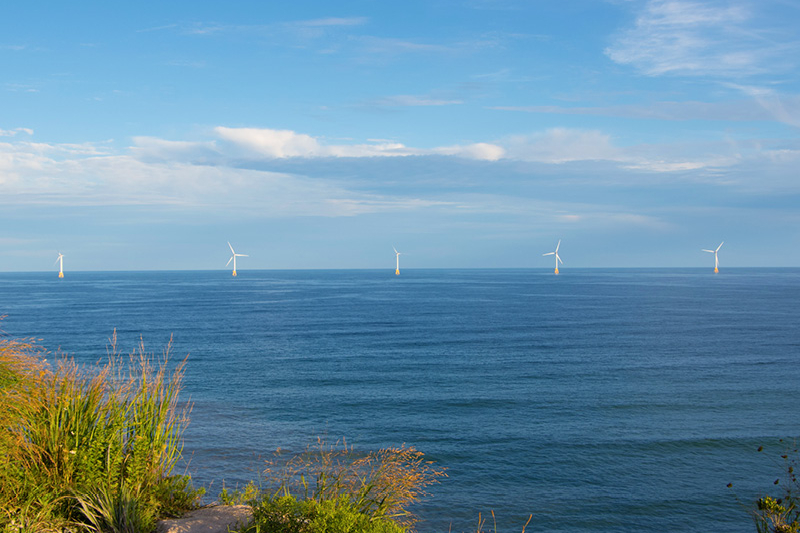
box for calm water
[1,269,799,532]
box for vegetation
[0,326,203,532]
[221,439,447,533]
[7,323,793,533]
[751,441,799,533]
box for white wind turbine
[226,242,248,277]
[542,240,563,275]
[702,241,724,273]
[55,252,64,279]
[393,246,402,276]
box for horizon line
[1,266,797,274]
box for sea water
[1,269,799,532]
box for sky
[2,0,800,271]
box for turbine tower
[702,241,724,273]
[542,240,563,275]
[393,246,402,276]
[55,252,64,279]
[226,242,248,277]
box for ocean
[1,268,799,532]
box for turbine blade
[226,257,233,267]
[555,240,561,252]
[557,254,563,265]
[393,246,398,254]
[543,252,554,256]
[716,242,724,251]
[228,241,235,254]
[702,249,714,253]
[239,254,249,257]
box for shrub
[0,326,203,531]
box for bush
[0,326,203,531]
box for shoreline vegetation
[1,327,796,533]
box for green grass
[0,326,203,532]
[221,439,447,533]
[241,494,407,533]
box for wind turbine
[702,241,724,273]
[226,242,248,277]
[393,246,402,276]
[542,240,563,275]
[55,252,64,279]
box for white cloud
[216,127,323,158]
[490,100,775,122]
[605,0,794,78]
[131,136,220,162]
[215,126,503,161]
[0,134,459,217]
[373,95,464,107]
[295,17,368,28]
[504,128,622,163]
[3,123,799,222]
[727,84,800,128]
[0,127,34,137]
[433,143,506,161]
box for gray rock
[156,505,253,533]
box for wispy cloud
[136,23,179,33]
[0,127,34,137]
[2,124,799,220]
[4,83,39,93]
[490,100,777,122]
[215,126,503,160]
[170,17,367,40]
[293,17,368,28]
[352,35,456,55]
[605,0,797,78]
[165,59,207,68]
[371,95,464,107]
[726,84,800,127]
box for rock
[156,505,253,533]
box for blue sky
[2,0,799,271]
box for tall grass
[226,438,447,533]
[0,326,202,532]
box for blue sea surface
[1,268,799,532]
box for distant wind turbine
[543,240,563,275]
[393,246,402,276]
[55,252,64,279]
[226,242,248,277]
[702,241,724,273]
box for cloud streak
[605,0,797,78]
[2,124,798,224]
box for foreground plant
[0,326,203,532]
[228,439,446,532]
[751,441,799,533]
